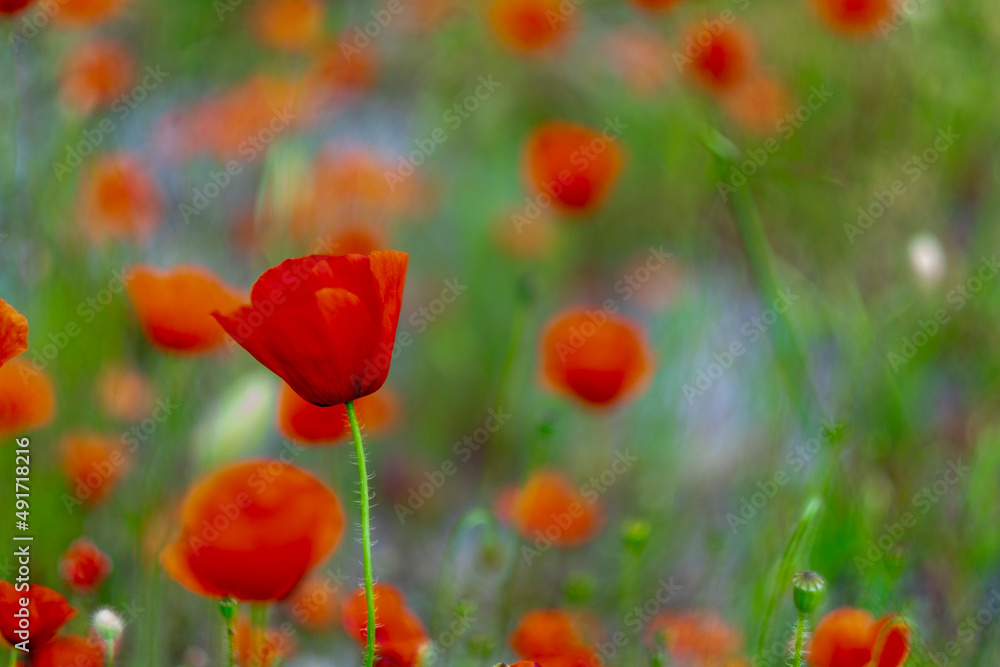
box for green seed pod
[792,571,825,614]
[622,519,651,555]
[218,596,238,623]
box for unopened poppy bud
[792,571,825,614]
[219,596,238,622]
[92,607,125,642]
[563,572,596,604]
[622,519,651,555]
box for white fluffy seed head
[92,608,125,642]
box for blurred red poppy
[510,609,602,667]
[78,153,162,244]
[214,251,408,407]
[125,264,246,354]
[0,0,34,13]
[342,583,429,667]
[53,0,126,24]
[680,22,755,94]
[813,0,894,34]
[276,381,399,445]
[285,576,340,631]
[234,614,296,667]
[95,364,154,422]
[489,0,573,53]
[539,308,654,408]
[721,72,793,135]
[0,582,76,651]
[808,608,910,667]
[60,432,130,507]
[59,538,113,594]
[160,459,344,601]
[60,39,135,114]
[524,122,623,215]
[645,610,744,665]
[507,470,603,546]
[0,359,56,437]
[601,28,673,96]
[0,298,28,368]
[251,0,325,51]
[32,636,103,667]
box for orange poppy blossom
[213,251,408,407]
[0,297,29,368]
[0,581,76,651]
[125,264,246,354]
[645,610,744,665]
[808,607,910,667]
[251,0,325,51]
[0,0,34,13]
[341,583,430,667]
[233,614,296,667]
[160,459,345,601]
[95,364,154,422]
[78,152,162,244]
[285,575,340,631]
[523,121,624,215]
[510,609,602,667]
[61,432,130,507]
[506,470,603,547]
[489,0,574,53]
[306,38,379,97]
[600,28,673,96]
[32,636,104,667]
[59,538,113,594]
[678,21,755,94]
[276,381,399,445]
[539,308,655,408]
[0,358,56,437]
[720,71,793,135]
[52,0,126,24]
[59,39,135,115]
[813,0,895,35]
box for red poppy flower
[489,0,573,53]
[0,298,28,368]
[0,359,56,437]
[59,538,113,594]
[342,583,429,667]
[510,609,602,667]
[125,264,246,354]
[645,610,743,665]
[160,459,345,601]
[276,381,399,445]
[32,636,103,667]
[78,153,162,244]
[61,432,130,507]
[721,72,793,135]
[213,251,408,407]
[680,22,755,94]
[808,608,910,667]
[0,581,76,651]
[53,0,126,24]
[60,40,135,115]
[506,471,602,546]
[539,308,654,408]
[0,0,33,13]
[251,0,325,51]
[524,122,623,215]
[813,0,894,34]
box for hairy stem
[347,400,377,667]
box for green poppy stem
[792,612,806,667]
[346,400,377,667]
[219,597,237,667]
[105,640,115,667]
[9,649,18,667]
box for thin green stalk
[9,649,18,667]
[104,640,115,667]
[219,597,237,667]
[792,613,806,667]
[346,400,377,667]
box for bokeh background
[3,0,1000,664]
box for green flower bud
[792,571,825,614]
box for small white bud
[92,608,125,642]
[908,232,946,288]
